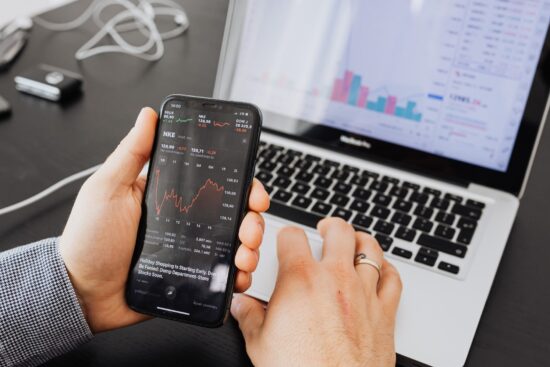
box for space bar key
[267,201,324,229]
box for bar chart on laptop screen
[231,0,550,171]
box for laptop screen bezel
[215,0,550,196]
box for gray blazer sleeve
[0,238,93,367]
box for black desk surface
[1,1,549,366]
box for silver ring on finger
[354,253,381,279]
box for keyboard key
[264,185,274,194]
[392,247,412,259]
[268,201,322,228]
[373,194,392,207]
[361,170,380,179]
[434,224,456,240]
[410,191,429,205]
[343,164,360,172]
[371,206,390,220]
[333,208,352,221]
[457,229,474,245]
[313,164,331,175]
[295,171,314,183]
[414,252,437,267]
[259,149,276,160]
[389,186,409,199]
[334,182,352,194]
[435,211,455,226]
[395,226,416,242]
[324,159,340,167]
[444,193,463,203]
[451,204,482,220]
[314,176,333,189]
[423,187,441,197]
[457,217,477,231]
[259,161,277,171]
[311,201,333,215]
[414,205,434,219]
[417,234,467,258]
[438,261,460,274]
[273,176,291,188]
[277,166,296,177]
[291,182,311,195]
[286,149,302,156]
[304,154,321,162]
[466,199,485,209]
[352,188,372,201]
[429,197,450,211]
[352,214,373,230]
[330,193,350,207]
[351,174,369,187]
[412,217,434,233]
[382,176,400,185]
[256,171,273,184]
[350,200,370,213]
[391,212,412,226]
[374,220,394,235]
[393,200,413,213]
[418,247,439,259]
[370,180,389,192]
[269,144,284,151]
[311,187,330,200]
[402,181,420,190]
[292,195,312,209]
[294,159,311,170]
[280,154,295,165]
[273,190,292,203]
[375,234,393,251]
[331,170,350,182]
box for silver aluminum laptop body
[214,1,550,366]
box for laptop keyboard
[255,141,486,276]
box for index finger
[247,178,270,213]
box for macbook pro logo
[340,135,372,150]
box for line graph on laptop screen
[230,0,550,172]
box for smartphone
[126,95,262,327]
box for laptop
[213,1,550,366]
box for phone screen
[126,96,261,326]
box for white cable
[0,164,102,216]
[33,0,189,61]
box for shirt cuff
[0,237,93,367]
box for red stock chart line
[213,121,230,127]
[153,169,225,216]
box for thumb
[99,107,158,186]
[231,294,265,343]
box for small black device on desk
[14,64,82,102]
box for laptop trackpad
[245,214,323,302]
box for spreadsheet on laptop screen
[229,0,550,172]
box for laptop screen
[228,0,550,173]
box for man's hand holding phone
[58,107,269,333]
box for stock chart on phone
[128,99,256,320]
